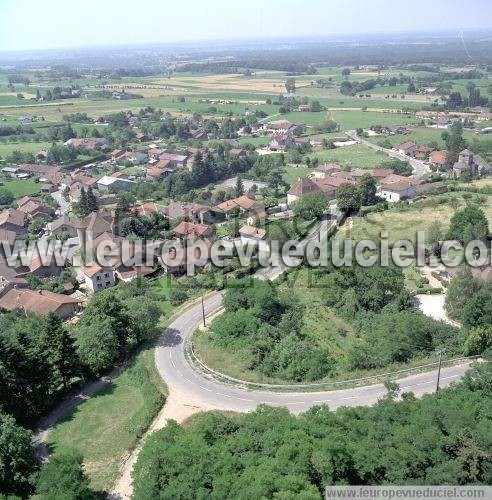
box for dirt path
[110,392,220,499]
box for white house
[81,262,115,292]
[239,225,269,253]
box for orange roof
[173,221,211,237]
[0,289,80,316]
[82,262,104,278]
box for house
[158,152,187,169]
[214,195,266,221]
[64,138,109,151]
[0,289,80,319]
[17,197,55,220]
[162,202,208,223]
[97,175,136,192]
[120,151,148,164]
[137,202,158,216]
[298,104,311,112]
[263,120,306,136]
[452,149,491,179]
[397,141,418,156]
[287,177,321,206]
[413,145,433,161]
[378,175,421,202]
[49,215,86,239]
[430,151,448,168]
[111,149,126,161]
[370,168,395,181]
[239,225,269,252]
[81,262,115,292]
[436,115,451,129]
[268,135,294,152]
[173,221,214,239]
[27,254,62,279]
[0,208,27,235]
[312,163,342,179]
[135,132,149,142]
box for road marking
[313,400,331,404]
[236,397,254,402]
[341,396,357,400]
[199,386,212,392]
[441,374,460,380]
[169,351,176,368]
[288,401,306,405]
[216,392,232,398]
[401,381,433,389]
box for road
[156,293,473,415]
[51,189,70,215]
[346,130,430,178]
[255,215,335,280]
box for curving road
[155,293,474,415]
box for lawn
[47,344,167,491]
[308,143,389,168]
[0,178,43,197]
[282,166,312,185]
[0,140,53,157]
[366,126,482,150]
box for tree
[0,412,35,497]
[310,100,322,112]
[35,448,101,499]
[428,219,443,247]
[357,173,378,206]
[86,186,98,213]
[293,191,327,220]
[464,326,492,355]
[76,187,88,216]
[445,266,484,321]
[341,68,351,77]
[235,175,244,197]
[407,82,416,93]
[337,183,361,213]
[41,312,78,389]
[447,205,489,244]
[0,187,14,206]
[285,77,296,94]
[461,287,492,328]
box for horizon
[1,0,491,53]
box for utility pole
[435,349,445,394]
[201,290,206,328]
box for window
[96,275,101,281]
[104,272,109,278]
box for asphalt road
[155,293,473,415]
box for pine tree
[42,313,78,390]
[77,187,88,216]
[86,187,98,213]
[235,175,244,197]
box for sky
[0,0,491,52]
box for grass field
[282,166,313,185]
[308,143,389,168]
[0,178,43,196]
[337,191,492,245]
[47,344,167,491]
[0,140,53,157]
